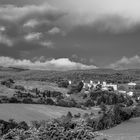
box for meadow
[0,104,96,122]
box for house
[128,82,136,86]
[102,81,118,91]
[128,82,136,90]
[127,91,134,96]
[118,90,127,94]
[68,80,72,85]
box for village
[68,80,138,97]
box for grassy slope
[101,117,140,140]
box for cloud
[0,3,63,22]
[47,0,140,33]
[1,0,140,36]
[109,55,140,69]
[24,32,42,41]
[0,56,97,71]
[0,26,5,32]
[48,27,61,35]
[0,33,13,47]
[40,41,54,48]
[23,19,40,28]
[0,3,66,47]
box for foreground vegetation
[0,103,138,140]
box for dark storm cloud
[0,2,65,48]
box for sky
[0,0,140,70]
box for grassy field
[0,104,99,123]
[101,117,140,140]
[15,80,68,94]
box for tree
[66,111,73,119]
[77,81,84,92]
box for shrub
[9,97,20,103]
[14,85,25,91]
[74,113,81,118]
[46,98,55,105]
[17,121,29,130]
[58,80,69,88]
[84,99,95,107]
[22,98,33,104]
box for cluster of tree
[0,89,135,110]
[1,103,139,140]
[57,80,69,88]
[68,81,84,94]
[1,79,26,92]
[1,79,15,88]
[89,90,133,106]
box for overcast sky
[0,0,140,70]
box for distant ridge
[0,66,29,72]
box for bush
[58,80,69,88]
[22,98,33,104]
[84,99,95,107]
[46,98,55,105]
[9,97,20,103]
[14,85,25,91]
[17,121,29,130]
[74,113,81,118]
[57,98,77,107]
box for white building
[102,81,118,91]
[128,82,136,86]
[127,91,134,97]
[68,80,72,85]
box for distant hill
[0,68,139,84]
[0,67,139,83]
[0,66,29,72]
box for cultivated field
[0,104,98,122]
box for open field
[0,104,99,122]
[101,117,140,140]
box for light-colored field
[0,85,16,97]
[101,117,140,140]
[0,104,93,122]
[15,80,68,94]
